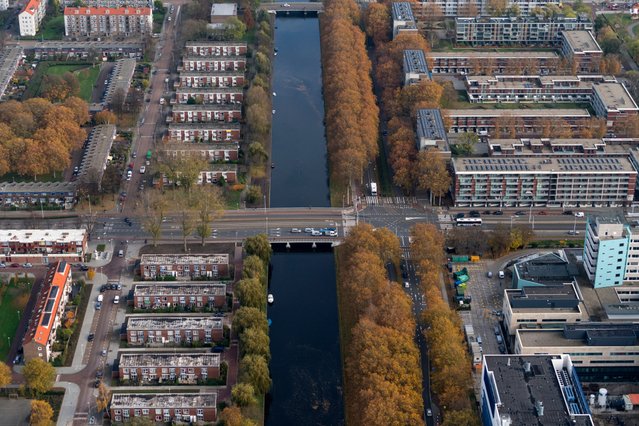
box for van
[97,294,103,303]
[118,249,124,257]
[477,336,482,345]
[498,270,505,279]
[113,295,119,304]
[496,335,503,344]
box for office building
[502,282,586,335]
[168,123,241,143]
[511,252,579,288]
[177,71,245,89]
[456,16,593,46]
[118,352,221,384]
[560,31,603,74]
[133,282,227,310]
[515,323,639,380]
[403,50,430,86]
[415,109,448,151]
[23,262,73,361]
[583,215,630,288]
[175,87,243,105]
[110,393,217,423]
[427,50,560,75]
[125,315,224,345]
[19,0,46,36]
[391,2,418,39]
[140,253,230,280]
[451,156,637,207]
[63,7,153,37]
[0,229,87,264]
[170,104,241,124]
[184,41,247,57]
[481,354,593,426]
[162,142,239,163]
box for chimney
[523,362,532,375]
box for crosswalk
[365,196,417,206]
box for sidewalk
[86,241,114,268]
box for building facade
[181,56,246,72]
[0,229,87,264]
[175,87,243,105]
[64,7,153,37]
[177,71,245,88]
[418,0,559,17]
[125,315,224,345]
[427,50,560,75]
[29,41,143,60]
[403,50,430,86]
[184,41,247,57]
[170,104,241,124]
[23,262,73,362]
[391,2,417,38]
[19,0,46,36]
[163,143,239,162]
[167,123,241,143]
[451,156,637,207]
[591,83,639,134]
[110,393,217,423]
[61,0,151,6]
[140,254,230,280]
[583,216,630,288]
[118,352,221,384]
[133,282,227,310]
[560,31,603,74]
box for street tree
[248,141,268,165]
[95,382,111,412]
[23,359,56,396]
[194,186,224,246]
[141,190,168,246]
[231,383,257,407]
[30,400,53,426]
[233,307,268,335]
[219,406,256,426]
[236,278,264,309]
[240,327,271,360]
[0,361,11,387]
[242,255,266,283]
[63,96,90,125]
[416,149,450,205]
[240,354,271,394]
[94,110,117,125]
[244,234,272,263]
[364,3,390,46]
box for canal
[266,16,344,426]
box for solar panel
[45,299,55,313]
[41,313,52,328]
[49,286,59,299]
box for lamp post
[510,215,516,231]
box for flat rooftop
[79,124,116,178]
[185,41,247,48]
[507,283,581,311]
[171,104,241,112]
[210,3,236,16]
[403,50,429,74]
[141,253,229,265]
[489,138,614,156]
[134,282,227,296]
[0,229,86,244]
[391,2,414,21]
[111,393,217,409]
[592,82,639,112]
[119,352,220,368]
[519,323,639,347]
[417,109,447,140]
[513,253,579,286]
[175,86,243,94]
[0,181,77,194]
[562,30,602,53]
[29,41,143,50]
[429,50,559,59]
[168,123,240,131]
[484,355,593,426]
[446,108,591,118]
[163,142,238,152]
[453,156,636,174]
[126,315,223,330]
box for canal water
[265,16,344,426]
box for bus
[370,182,378,196]
[456,217,482,227]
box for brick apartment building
[427,51,560,76]
[184,41,247,57]
[125,315,224,345]
[167,123,240,143]
[163,143,239,162]
[118,352,221,383]
[175,87,243,105]
[181,56,246,72]
[23,262,73,361]
[0,229,87,264]
[560,31,603,74]
[170,104,242,124]
[110,393,217,423]
[63,7,152,37]
[591,83,639,136]
[177,71,245,88]
[133,282,227,310]
[140,254,230,280]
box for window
[142,409,149,415]
[134,409,140,416]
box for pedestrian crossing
[365,196,417,206]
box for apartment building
[591,82,639,132]
[560,31,603,74]
[125,315,224,345]
[515,323,639,381]
[170,104,242,124]
[110,393,218,423]
[140,253,230,280]
[19,0,46,36]
[177,71,245,89]
[489,138,610,157]
[481,354,593,426]
[184,41,247,57]
[163,142,239,162]
[0,229,87,264]
[78,125,116,188]
[446,108,592,136]
[61,0,151,6]
[63,7,153,37]
[175,87,243,105]
[391,2,418,39]
[417,0,559,17]
[624,223,639,284]
[197,164,238,185]
[133,282,227,310]
[168,123,241,143]
[415,109,448,151]
[583,216,630,288]
[23,262,73,361]
[118,352,221,383]
[29,41,143,60]
[456,15,593,46]
[103,58,135,105]
[451,156,637,207]
[181,56,246,72]
[0,0,8,11]
[502,283,586,335]
[427,50,560,75]
[403,50,430,86]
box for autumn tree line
[410,224,478,426]
[319,0,379,199]
[337,224,425,424]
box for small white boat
[273,92,277,96]
[272,109,276,114]
[274,52,278,56]
[267,294,274,304]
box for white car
[574,212,585,218]
[126,170,132,181]
[311,230,322,236]
[304,228,313,233]
[404,282,409,288]
[139,166,146,174]
[291,228,302,233]
[283,2,291,6]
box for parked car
[88,333,95,341]
[514,210,526,216]
[304,228,314,233]
[291,228,302,233]
[100,349,107,357]
[574,211,585,217]
[0,263,5,268]
[493,211,504,216]
[469,210,481,217]
[537,210,548,215]
[23,263,32,268]
[563,210,574,216]
[498,270,505,279]
[10,263,19,267]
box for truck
[97,294,103,303]
[370,182,377,196]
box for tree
[248,141,268,165]
[236,278,264,309]
[233,307,268,335]
[194,186,224,246]
[487,0,508,15]
[416,149,450,205]
[240,327,271,360]
[219,406,256,426]
[95,382,111,412]
[245,185,262,204]
[0,362,11,388]
[364,3,390,46]
[243,255,266,283]
[410,223,445,266]
[240,354,271,394]
[454,132,479,156]
[94,110,117,125]
[141,190,168,246]
[231,383,257,407]
[510,224,534,250]
[30,400,53,426]
[109,88,127,116]
[244,234,272,263]
[254,52,270,75]
[224,17,247,40]
[63,96,90,125]
[23,358,56,396]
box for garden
[0,276,33,360]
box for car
[538,210,548,215]
[311,230,322,236]
[426,409,432,417]
[493,211,504,216]
[498,345,506,354]
[483,210,492,215]
[139,166,146,174]
[96,370,103,378]
[132,151,137,159]
[498,270,505,279]
[487,271,493,278]
[138,184,144,191]
[94,380,101,388]
[168,16,171,21]
[304,228,313,233]
[0,263,5,268]
[89,416,96,424]
[283,2,291,6]
[401,270,408,279]
[514,210,526,216]
[126,170,132,181]
[10,263,19,267]
[23,263,32,268]
[327,230,338,237]
[477,336,482,345]
[574,211,585,217]
[291,228,302,233]
[73,166,79,174]
[469,210,481,217]
[563,210,574,216]
[124,217,130,223]
[145,160,150,166]
[455,213,465,219]
[100,349,107,357]
[494,326,500,335]
[80,265,89,271]
[95,303,101,310]
[88,333,95,341]
[116,283,122,290]
[568,230,580,235]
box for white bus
[370,182,378,196]
[456,217,482,227]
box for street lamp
[510,215,517,230]
[17,310,20,321]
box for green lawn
[26,62,101,102]
[76,66,101,101]
[38,15,64,40]
[0,283,30,361]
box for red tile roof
[21,0,40,15]
[64,6,152,16]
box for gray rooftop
[119,352,221,368]
[134,282,227,296]
[403,50,429,75]
[163,142,239,152]
[111,393,217,409]
[391,2,414,21]
[456,15,592,24]
[562,30,602,54]
[429,50,559,59]
[126,315,223,330]
[507,283,580,310]
[171,104,241,112]
[141,253,229,265]
[185,41,247,48]
[484,355,593,426]
[0,181,76,194]
[104,58,135,104]
[592,82,639,112]
[27,41,143,50]
[178,70,244,77]
[446,108,591,118]
[169,122,241,131]
[183,55,246,62]
[416,109,447,141]
[78,125,116,182]
[453,156,636,174]
[0,46,23,99]
[210,3,236,16]
[513,252,579,286]
[519,323,639,347]
[176,86,243,94]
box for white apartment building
[0,0,9,11]
[19,0,46,36]
[64,7,153,37]
[417,0,560,17]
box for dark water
[266,251,344,426]
[270,17,330,208]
